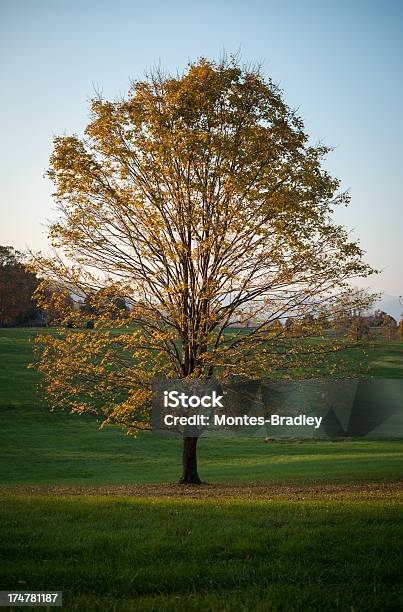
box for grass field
[2,404,403,485]
[1,328,403,486]
[0,328,402,611]
[1,494,402,611]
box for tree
[368,309,397,328]
[366,309,397,340]
[399,297,403,341]
[31,57,375,484]
[380,313,397,341]
[0,246,40,327]
[32,280,75,327]
[80,289,128,322]
[347,315,370,341]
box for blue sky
[0,0,402,295]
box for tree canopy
[31,57,375,482]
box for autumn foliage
[30,57,375,482]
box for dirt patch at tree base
[1,480,402,500]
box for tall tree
[0,246,39,327]
[31,57,375,483]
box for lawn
[1,403,403,485]
[1,494,402,611]
[0,328,402,611]
[0,328,403,486]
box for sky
[0,0,402,296]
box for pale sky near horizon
[0,0,402,295]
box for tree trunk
[180,436,202,484]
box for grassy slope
[1,328,403,485]
[2,403,403,485]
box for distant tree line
[344,309,398,341]
[0,246,42,327]
[0,244,400,341]
[0,245,128,327]
[285,307,399,341]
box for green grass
[1,494,402,611]
[1,328,403,413]
[1,404,403,485]
[0,327,403,486]
[1,328,403,611]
